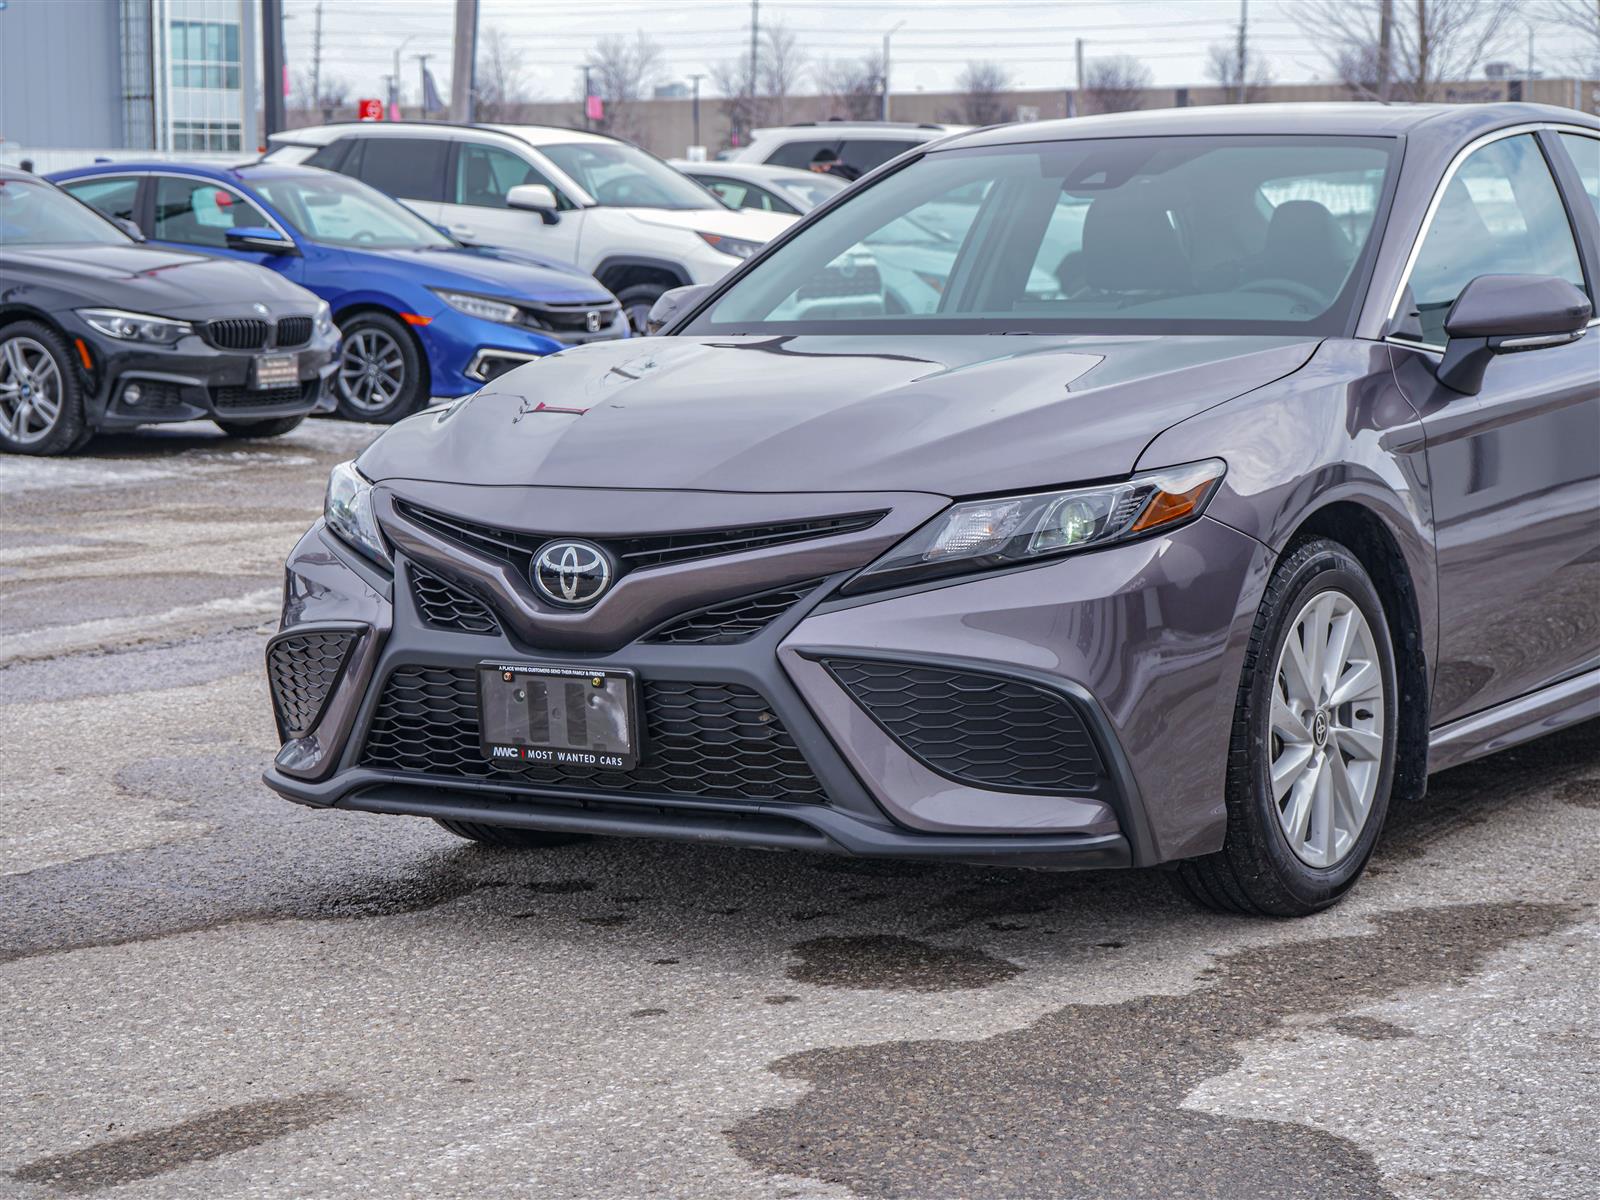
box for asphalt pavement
[2,419,1597,1200]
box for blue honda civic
[50,161,627,422]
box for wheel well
[331,303,431,396]
[597,263,683,300]
[1288,502,1429,809]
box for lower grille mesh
[825,659,1104,793]
[361,666,828,803]
[268,630,356,740]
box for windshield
[688,135,1398,336]
[0,178,130,246]
[249,171,453,249]
[772,172,848,210]
[539,142,722,210]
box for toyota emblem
[531,540,614,606]
[585,310,602,334]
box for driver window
[152,176,271,248]
[1397,134,1586,346]
[454,142,569,210]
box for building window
[173,119,243,152]
[169,20,241,90]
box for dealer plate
[478,662,638,771]
[253,352,299,389]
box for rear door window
[152,176,273,248]
[61,176,141,225]
[763,138,841,170]
[353,137,448,202]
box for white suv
[727,122,971,178]
[265,122,795,330]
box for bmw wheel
[334,312,426,423]
[0,322,87,456]
[1174,537,1398,917]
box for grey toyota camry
[265,103,1600,916]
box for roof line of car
[272,119,631,150]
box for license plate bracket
[478,662,639,771]
[253,352,299,389]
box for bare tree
[290,70,350,124]
[585,32,663,144]
[1293,0,1523,102]
[1542,0,1600,79]
[1083,55,1152,112]
[814,52,886,121]
[476,27,529,122]
[953,61,1013,125]
[712,22,810,146]
[1206,40,1274,102]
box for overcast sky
[279,0,1370,105]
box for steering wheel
[1234,277,1327,307]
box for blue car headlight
[433,289,522,326]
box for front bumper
[62,311,340,429]
[263,507,1270,869]
[419,306,629,396]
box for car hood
[0,243,317,316]
[620,207,795,242]
[360,333,1320,495]
[359,245,614,303]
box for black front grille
[361,666,828,803]
[523,300,622,335]
[395,501,885,578]
[212,381,315,410]
[825,659,1105,794]
[204,318,270,351]
[267,630,356,740]
[410,565,500,635]
[275,316,313,347]
[645,579,824,645]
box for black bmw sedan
[0,167,338,455]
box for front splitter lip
[262,765,1132,870]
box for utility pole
[261,0,285,136]
[749,0,760,103]
[581,65,594,130]
[688,72,705,151]
[392,35,416,120]
[1376,0,1393,101]
[415,53,432,120]
[450,0,478,123]
[881,20,905,122]
[1525,24,1535,83]
[310,1,323,114]
[1072,37,1084,117]
[1235,0,1248,104]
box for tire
[0,320,87,456]
[214,414,306,438]
[1173,537,1399,917]
[616,283,667,335]
[333,311,427,423]
[433,819,591,849]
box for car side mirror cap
[645,283,713,335]
[114,217,145,241]
[224,226,300,255]
[507,183,561,225]
[1437,274,1591,395]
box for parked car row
[2,118,949,455]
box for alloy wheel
[1269,588,1386,869]
[337,328,407,414]
[0,335,64,445]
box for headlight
[434,289,522,325]
[697,232,761,259]
[844,459,1226,594]
[77,307,193,345]
[325,460,390,567]
[314,300,334,336]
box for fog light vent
[267,629,356,741]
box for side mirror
[224,226,300,256]
[645,283,713,335]
[114,217,145,242]
[1438,274,1591,395]
[507,183,560,225]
